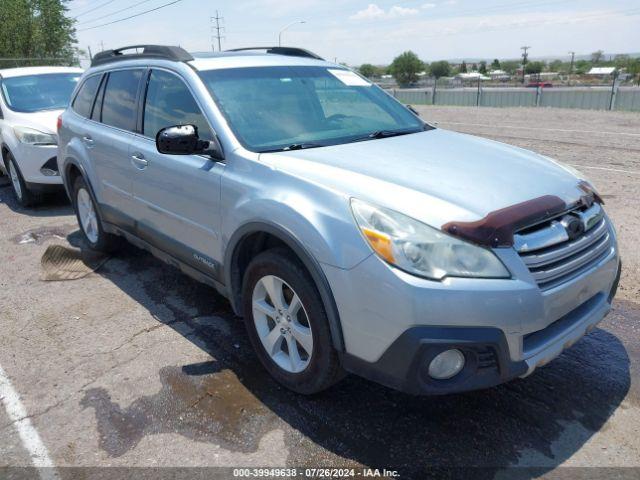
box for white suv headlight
[351,199,510,280]
[13,126,57,146]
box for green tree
[613,54,630,69]
[359,63,376,79]
[389,51,424,87]
[501,60,520,74]
[491,58,501,70]
[525,61,544,75]
[0,0,77,66]
[479,60,487,75]
[575,59,590,74]
[591,50,604,64]
[548,59,564,72]
[429,60,451,79]
[460,60,467,73]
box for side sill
[103,221,230,300]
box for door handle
[82,135,94,147]
[131,152,148,169]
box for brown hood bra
[442,181,603,248]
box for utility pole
[520,46,530,84]
[87,46,93,61]
[211,11,224,51]
[568,51,575,86]
[99,40,105,52]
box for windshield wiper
[259,142,325,153]
[353,129,422,142]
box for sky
[68,0,640,65]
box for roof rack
[225,47,324,60]
[91,45,194,67]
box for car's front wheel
[6,153,40,207]
[72,176,120,252]
[242,249,343,394]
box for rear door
[129,68,224,278]
[88,68,145,226]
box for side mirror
[156,124,224,160]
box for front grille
[515,203,613,290]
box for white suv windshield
[198,66,424,152]
[1,73,80,113]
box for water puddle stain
[12,224,77,245]
[81,364,276,457]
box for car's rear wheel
[72,176,120,252]
[242,248,343,394]
[6,153,40,207]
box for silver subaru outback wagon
[57,45,620,395]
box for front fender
[221,162,371,270]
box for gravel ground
[1,106,639,479]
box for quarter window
[72,75,101,118]
[91,75,106,122]
[102,69,143,132]
[143,70,212,140]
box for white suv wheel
[8,160,22,201]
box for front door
[129,68,224,279]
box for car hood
[8,109,63,135]
[260,129,588,227]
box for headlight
[351,199,510,280]
[13,126,57,145]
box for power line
[73,0,118,19]
[77,0,186,32]
[76,0,157,26]
[211,10,224,52]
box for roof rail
[91,45,194,67]
[226,47,324,60]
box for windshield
[198,66,424,152]
[1,73,81,113]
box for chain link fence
[388,86,640,112]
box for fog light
[40,168,59,176]
[428,349,465,380]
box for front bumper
[324,230,620,395]
[7,143,62,185]
[341,265,619,395]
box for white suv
[0,66,82,206]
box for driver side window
[143,70,213,141]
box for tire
[6,153,41,207]
[72,175,120,253]
[242,248,344,394]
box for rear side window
[101,69,143,132]
[143,70,212,140]
[72,75,101,118]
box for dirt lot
[1,106,639,479]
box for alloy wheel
[8,161,22,200]
[77,188,99,244]
[252,275,313,373]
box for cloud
[422,3,436,9]
[350,3,419,20]
[350,3,386,20]
[389,6,419,17]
